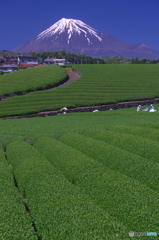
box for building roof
[19,63,29,65]
[6,58,17,61]
[19,56,38,60]
[0,64,17,68]
[44,58,66,62]
[20,64,36,68]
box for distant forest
[35,50,159,64]
[0,50,159,64]
[35,50,105,64]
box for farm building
[18,56,38,65]
[0,64,18,73]
[43,58,69,65]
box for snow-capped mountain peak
[36,18,102,43]
[12,18,159,60]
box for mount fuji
[12,18,159,59]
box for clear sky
[1,0,159,51]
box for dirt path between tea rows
[0,69,81,101]
[48,69,80,90]
[1,68,159,120]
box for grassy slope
[1,64,159,117]
[7,140,125,240]
[33,136,159,232]
[1,63,159,239]
[0,65,67,96]
[0,106,159,145]
[0,146,37,240]
[58,132,159,191]
[1,108,159,239]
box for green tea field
[1,108,159,239]
[1,64,159,239]
[0,65,67,96]
[0,64,159,118]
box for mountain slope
[12,18,159,59]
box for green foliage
[131,58,159,64]
[33,136,159,233]
[80,128,159,164]
[1,105,159,238]
[110,125,159,142]
[59,131,159,191]
[103,57,159,64]
[1,64,159,117]
[36,50,105,64]
[0,146,37,239]
[0,65,67,96]
[0,107,159,146]
[103,56,132,64]
[6,140,126,239]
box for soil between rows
[0,69,80,101]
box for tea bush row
[58,132,159,192]
[0,146,37,240]
[111,125,159,143]
[33,136,159,232]
[0,65,67,96]
[6,140,125,240]
[81,128,159,164]
[1,64,159,117]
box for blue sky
[1,0,159,51]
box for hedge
[0,146,37,239]
[33,136,159,233]
[6,140,126,240]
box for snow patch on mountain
[87,38,91,44]
[36,18,102,43]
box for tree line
[103,56,159,64]
[0,49,159,64]
[35,50,105,64]
[34,51,159,64]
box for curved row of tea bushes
[6,141,126,240]
[111,125,159,143]
[0,65,67,96]
[80,128,159,164]
[72,64,159,101]
[58,132,159,192]
[1,64,159,117]
[33,136,159,233]
[0,147,37,240]
[136,122,159,131]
